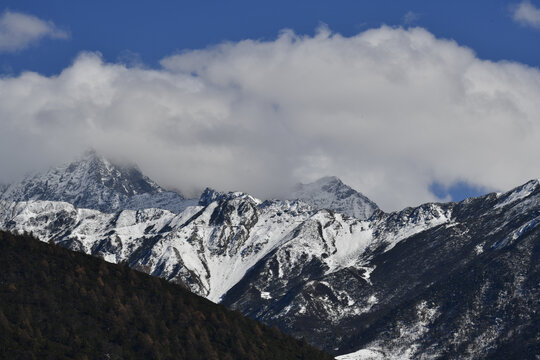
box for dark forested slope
[0,231,334,360]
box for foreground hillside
[0,231,334,360]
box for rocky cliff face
[0,154,538,359]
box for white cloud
[1,26,540,211]
[403,11,421,25]
[0,10,69,52]
[512,1,540,28]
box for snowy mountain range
[0,152,538,359]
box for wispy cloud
[403,11,421,25]
[1,27,540,211]
[512,1,540,29]
[0,10,69,52]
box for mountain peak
[198,187,260,207]
[0,152,190,213]
[289,176,378,220]
[77,149,141,175]
[58,150,164,198]
[76,148,112,168]
[199,187,225,206]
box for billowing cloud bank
[1,26,540,210]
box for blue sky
[1,0,540,209]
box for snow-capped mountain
[289,176,378,220]
[224,181,540,359]
[0,153,538,359]
[0,150,194,213]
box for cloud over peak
[1,26,540,211]
[0,10,69,52]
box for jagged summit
[289,176,379,220]
[198,187,261,207]
[0,150,193,213]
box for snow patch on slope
[377,204,452,252]
[337,349,385,360]
[494,180,538,209]
[492,216,540,249]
